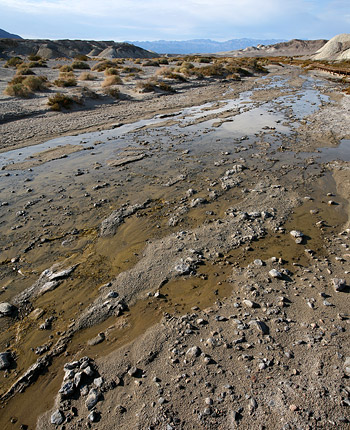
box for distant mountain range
[0,28,22,39]
[128,38,286,54]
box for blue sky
[0,0,349,41]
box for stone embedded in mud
[174,260,191,275]
[186,346,202,358]
[190,197,207,208]
[85,388,100,410]
[59,381,75,399]
[332,278,346,292]
[290,230,304,244]
[249,320,269,335]
[269,269,283,279]
[87,332,105,346]
[243,299,259,309]
[0,302,15,317]
[50,410,65,425]
[0,352,12,370]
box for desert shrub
[22,75,47,91]
[156,67,186,82]
[71,60,90,70]
[54,72,77,87]
[197,57,212,63]
[103,87,120,98]
[59,65,73,72]
[47,93,74,111]
[28,54,42,61]
[28,59,47,67]
[136,79,175,93]
[134,58,141,64]
[104,67,119,76]
[92,60,114,71]
[158,58,169,65]
[101,75,122,87]
[143,60,159,67]
[79,72,97,81]
[15,65,35,75]
[343,87,350,95]
[5,56,23,68]
[4,83,31,97]
[121,66,142,73]
[74,54,89,61]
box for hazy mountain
[128,38,286,54]
[220,39,328,58]
[0,39,158,59]
[0,28,22,39]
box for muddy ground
[0,63,349,430]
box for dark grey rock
[85,388,100,410]
[0,352,12,370]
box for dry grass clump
[47,93,74,111]
[15,64,35,75]
[28,59,47,68]
[59,65,74,72]
[74,54,89,61]
[104,67,119,76]
[71,60,90,70]
[103,87,120,98]
[101,75,122,87]
[4,56,23,68]
[92,60,114,72]
[158,58,169,65]
[121,66,142,74]
[156,67,187,82]
[79,72,97,81]
[143,60,159,67]
[54,71,77,87]
[28,54,42,61]
[136,79,175,93]
[4,75,48,97]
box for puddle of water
[0,71,349,429]
[319,139,350,162]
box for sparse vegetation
[54,71,77,87]
[28,54,42,61]
[143,60,159,67]
[74,54,89,61]
[136,79,175,93]
[28,59,47,68]
[102,75,122,87]
[104,67,119,76]
[5,56,23,68]
[4,74,48,97]
[71,60,90,70]
[79,72,97,81]
[59,65,74,72]
[103,87,120,98]
[47,93,74,111]
[92,60,114,72]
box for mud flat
[0,65,349,429]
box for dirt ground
[0,60,349,430]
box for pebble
[0,352,12,370]
[186,346,201,358]
[0,302,15,317]
[85,388,100,410]
[50,410,65,425]
[249,320,269,335]
[269,269,283,279]
[332,278,346,292]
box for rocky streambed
[0,65,349,429]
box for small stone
[290,230,303,238]
[254,259,264,266]
[128,366,138,377]
[93,377,104,388]
[243,299,259,309]
[87,332,105,346]
[249,320,269,335]
[87,411,98,422]
[289,404,298,412]
[85,388,100,410]
[332,278,346,292]
[269,269,283,279]
[50,410,65,425]
[59,381,75,399]
[0,352,12,370]
[0,302,15,317]
[186,346,201,358]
